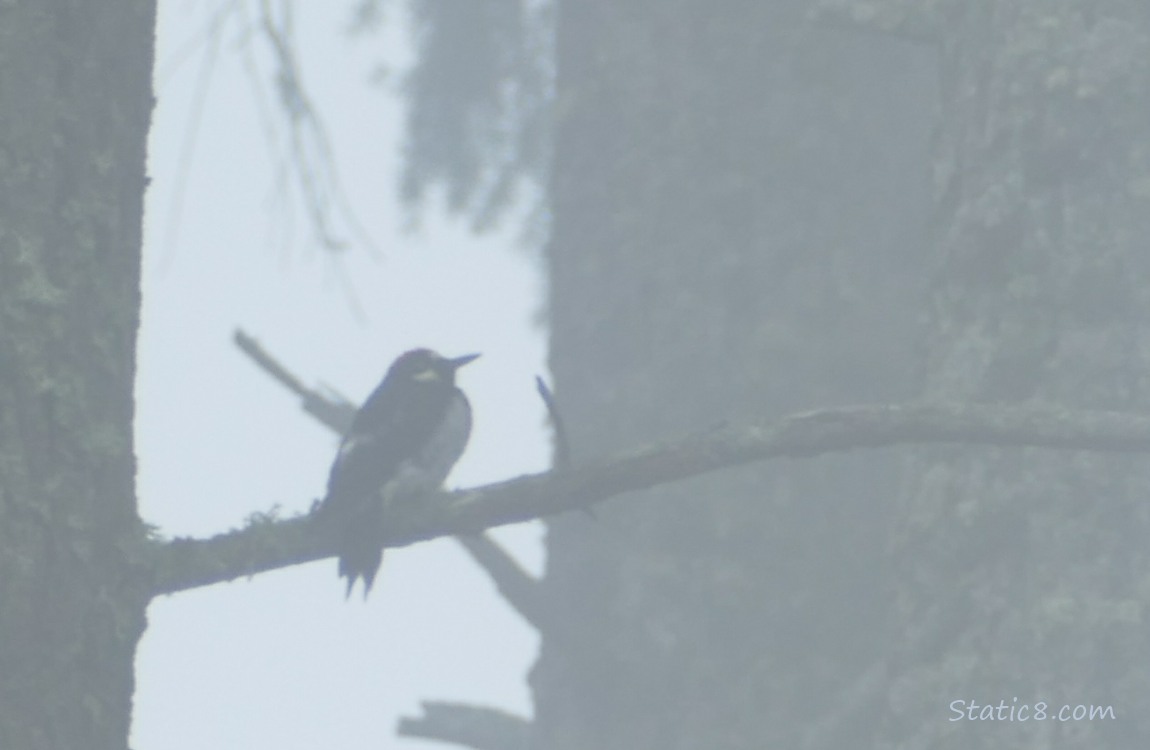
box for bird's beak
[447,353,481,370]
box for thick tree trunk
[888,4,1150,747]
[539,1,1150,748]
[538,2,934,748]
[0,3,155,748]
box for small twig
[397,701,530,750]
[233,328,307,394]
[536,375,594,519]
[255,0,377,256]
[233,328,356,433]
[535,376,571,468]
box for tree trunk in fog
[538,2,932,748]
[887,5,1150,748]
[538,2,1150,748]
[0,3,155,749]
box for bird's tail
[338,519,384,600]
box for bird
[321,348,479,598]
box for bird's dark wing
[325,382,451,511]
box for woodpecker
[321,348,479,598]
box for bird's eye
[412,368,440,382]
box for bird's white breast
[385,392,472,500]
[416,392,472,482]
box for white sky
[132,3,547,748]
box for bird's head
[388,348,480,386]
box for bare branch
[397,701,530,750]
[455,534,545,628]
[146,401,1150,597]
[453,532,600,658]
[148,512,324,597]
[233,328,356,433]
